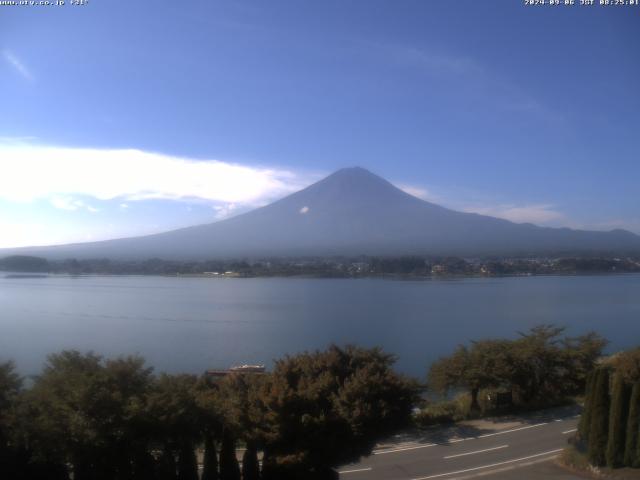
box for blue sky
[1,0,639,247]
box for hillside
[3,167,639,260]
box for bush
[560,445,591,471]
[414,394,473,427]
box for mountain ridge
[2,167,639,260]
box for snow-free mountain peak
[2,168,639,259]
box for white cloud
[3,50,34,82]
[0,145,310,206]
[0,222,43,248]
[49,196,98,213]
[213,203,238,219]
[49,196,81,211]
[461,203,564,225]
[398,180,567,226]
[299,206,309,214]
[396,183,438,202]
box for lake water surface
[1,274,639,377]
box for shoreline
[3,271,640,280]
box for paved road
[339,408,580,480]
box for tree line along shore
[2,325,639,479]
[2,254,640,277]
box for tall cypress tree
[260,449,277,480]
[219,429,241,480]
[242,442,260,480]
[588,367,610,466]
[579,370,596,443]
[637,420,640,470]
[177,442,199,480]
[132,449,157,480]
[606,373,630,467]
[624,382,640,468]
[157,448,178,480]
[201,435,219,480]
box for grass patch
[558,446,640,479]
[559,445,591,471]
[414,391,579,428]
[414,394,473,426]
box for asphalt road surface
[339,408,581,480]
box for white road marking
[374,443,437,455]
[411,448,564,480]
[372,418,572,456]
[477,422,548,438]
[374,421,552,454]
[443,444,508,459]
[338,467,373,474]
[447,437,476,444]
[562,428,577,434]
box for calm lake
[1,274,639,377]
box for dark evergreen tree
[219,429,240,480]
[624,382,640,468]
[157,449,177,480]
[0,362,23,480]
[260,449,276,480]
[201,435,219,480]
[588,368,610,466]
[578,370,596,443]
[242,442,260,480]
[132,449,156,480]
[606,373,630,467]
[177,442,198,480]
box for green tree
[259,345,420,477]
[157,449,177,480]
[612,348,640,383]
[219,428,241,480]
[25,351,106,479]
[561,332,608,394]
[22,351,154,480]
[429,326,607,411]
[578,370,596,443]
[606,373,630,467]
[177,441,198,480]
[588,367,610,466]
[429,340,514,411]
[242,442,260,480]
[195,376,224,480]
[0,361,24,478]
[624,382,640,467]
[0,255,49,272]
[201,435,219,480]
[147,374,203,480]
[215,372,266,480]
[511,325,567,402]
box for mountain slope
[4,167,640,259]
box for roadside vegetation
[418,325,606,426]
[565,347,640,473]
[2,327,638,479]
[0,345,419,480]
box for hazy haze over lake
[1,274,639,377]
